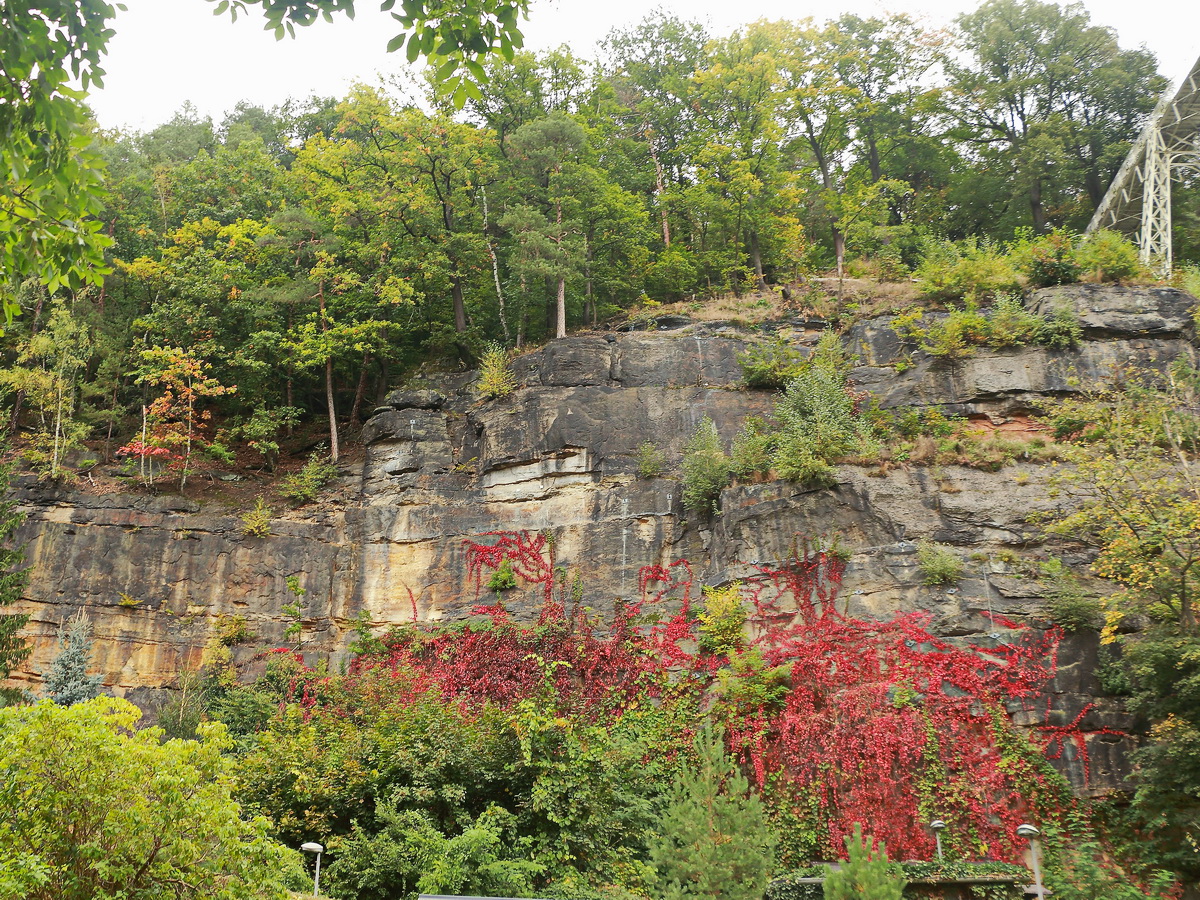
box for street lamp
[1016,824,1045,900]
[301,842,324,897]
[929,819,946,861]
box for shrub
[697,583,747,655]
[987,293,1044,346]
[681,418,732,515]
[730,417,775,479]
[635,441,666,479]
[240,497,273,538]
[476,341,517,400]
[1077,230,1145,283]
[278,452,337,505]
[488,558,517,594]
[1016,229,1082,287]
[739,337,806,389]
[1035,306,1083,349]
[773,368,877,485]
[822,824,905,900]
[917,238,1021,302]
[916,541,962,586]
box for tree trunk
[325,357,339,464]
[319,282,339,463]
[451,276,467,333]
[749,231,767,291]
[1029,177,1048,234]
[555,277,567,340]
[348,350,370,430]
[481,185,511,344]
[648,137,671,247]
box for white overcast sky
[88,0,1198,132]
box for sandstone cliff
[7,283,1197,796]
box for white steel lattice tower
[1089,54,1200,276]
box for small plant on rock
[917,540,963,586]
[635,441,666,478]
[278,452,337,505]
[476,341,517,400]
[682,417,732,515]
[240,497,273,538]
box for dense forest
[1,0,1195,477]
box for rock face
[7,285,1198,795]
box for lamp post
[929,819,946,861]
[301,842,324,897]
[1016,824,1045,900]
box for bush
[822,824,905,900]
[739,338,806,389]
[635,441,666,479]
[476,341,517,400]
[917,541,962,586]
[239,497,272,538]
[730,417,776,479]
[1016,229,1081,287]
[682,418,732,515]
[772,368,877,485]
[278,452,337,505]
[1038,558,1102,631]
[697,583,747,655]
[1077,230,1145,283]
[916,238,1021,302]
[1035,306,1083,349]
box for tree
[0,2,116,322]
[947,0,1166,233]
[43,612,103,706]
[0,457,29,708]
[822,824,906,900]
[648,724,775,900]
[0,697,303,900]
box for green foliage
[0,697,303,900]
[487,558,517,593]
[891,296,1081,359]
[233,406,302,471]
[42,612,102,706]
[278,452,337,504]
[916,541,963,586]
[730,416,776,479]
[772,363,876,486]
[822,824,905,900]
[476,341,517,399]
[916,239,1021,303]
[1077,231,1146,284]
[282,575,307,651]
[1013,229,1082,287]
[0,3,115,323]
[715,649,793,717]
[214,0,531,109]
[635,441,666,479]
[240,497,273,538]
[326,802,543,900]
[648,724,776,900]
[739,337,806,389]
[681,417,732,515]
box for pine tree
[822,824,906,900]
[0,457,31,707]
[649,723,776,900]
[44,612,103,706]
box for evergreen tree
[649,723,776,900]
[44,612,103,706]
[822,824,906,900]
[0,458,30,707]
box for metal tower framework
[1088,54,1200,276]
